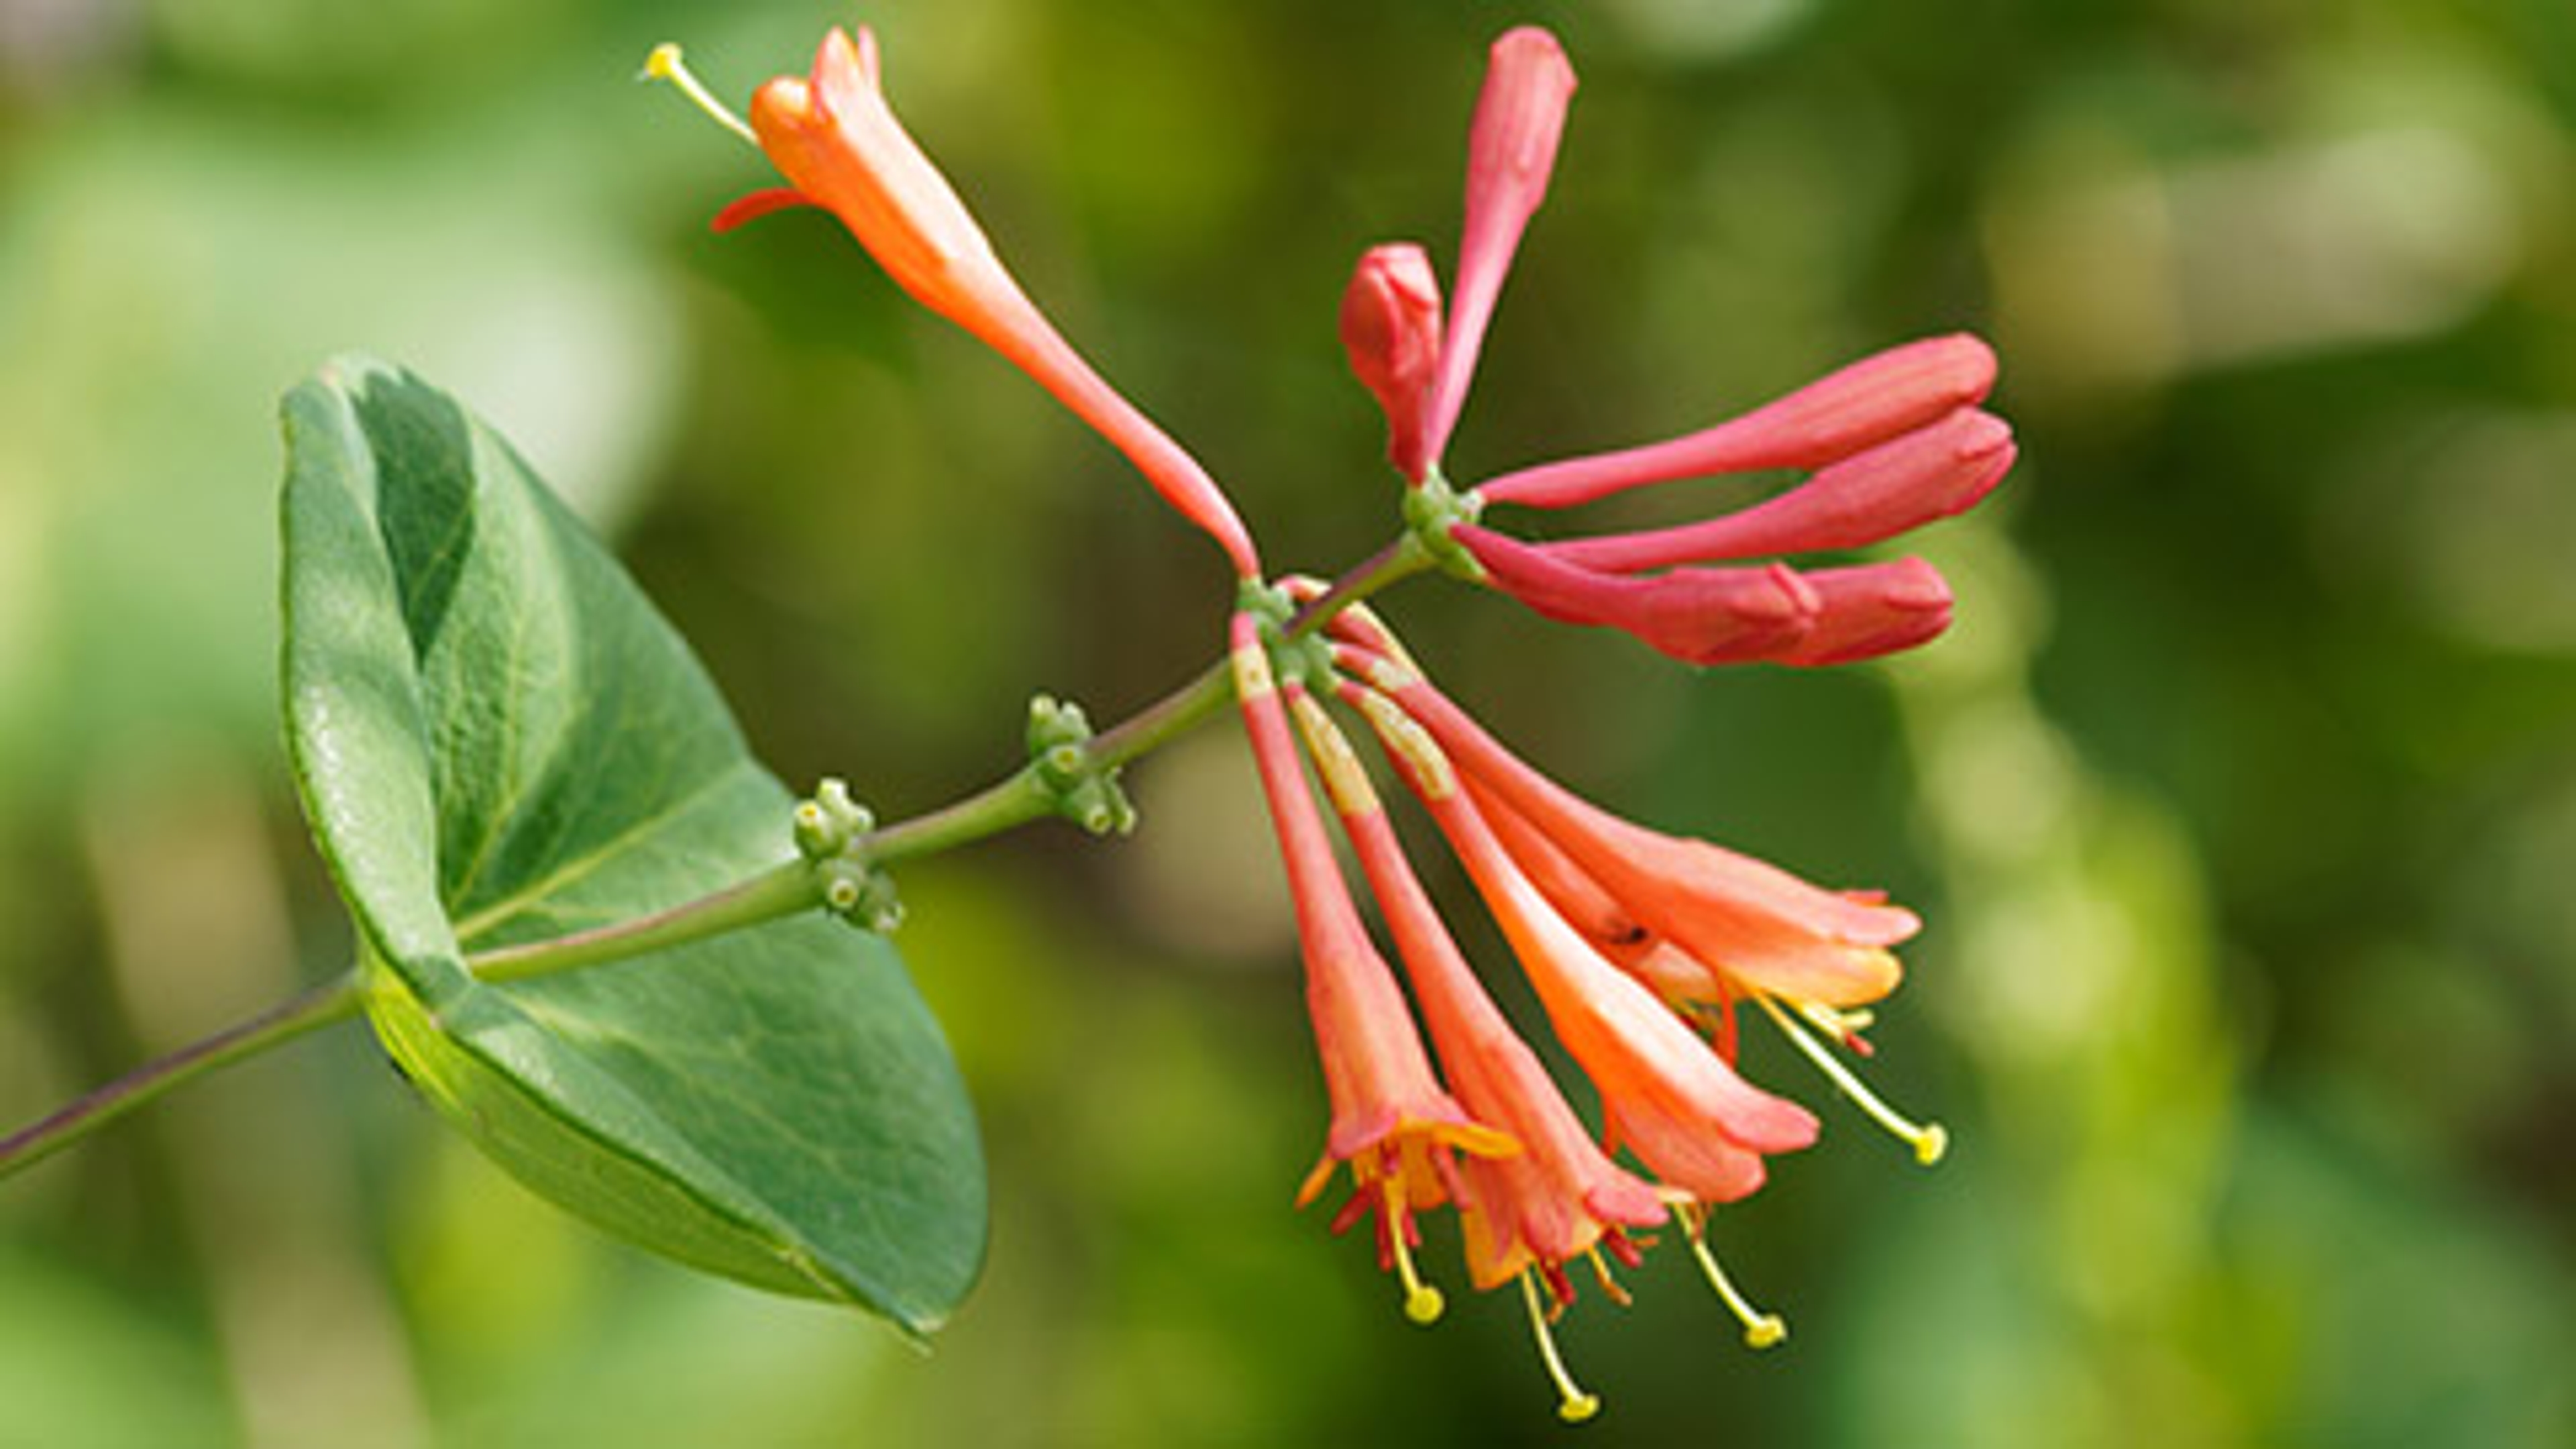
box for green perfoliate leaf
[280,356,984,1334]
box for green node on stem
[1401,468,1487,582]
[1026,694,1138,837]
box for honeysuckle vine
[4,20,2017,1424]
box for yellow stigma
[1675,1204,1788,1350]
[1518,1271,1601,1424]
[1386,1182,1446,1326]
[1755,993,1949,1167]
[641,42,759,147]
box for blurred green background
[4,0,2572,1444]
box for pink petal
[1773,557,1956,666]
[1478,333,2000,509]
[1455,526,1824,666]
[1339,244,1446,482]
[1421,27,1577,468]
[1549,408,2017,570]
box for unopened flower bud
[1424,26,1578,467]
[1340,244,1446,482]
[1479,335,2000,510]
[1771,557,1956,667]
[1550,407,2017,572]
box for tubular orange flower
[703,27,1260,576]
[1360,649,1914,1009]
[1288,691,1664,1291]
[1350,685,1819,1205]
[1228,612,1515,1323]
[1338,634,1949,1165]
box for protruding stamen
[1584,1247,1633,1308]
[1385,1181,1446,1325]
[641,43,759,146]
[1755,993,1948,1165]
[1675,1204,1787,1349]
[1798,999,1878,1057]
[1518,1271,1601,1424]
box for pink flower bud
[1423,27,1578,468]
[1453,526,1829,667]
[1479,334,2000,509]
[1340,244,1446,482]
[1772,557,1956,666]
[1547,407,2017,571]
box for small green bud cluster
[794,778,904,932]
[1027,696,1138,837]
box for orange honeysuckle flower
[1354,647,1915,1010]
[1288,692,1665,1285]
[661,30,1260,576]
[1350,684,1819,1203]
[1353,646,1949,1164]
[1228,612,1515,1323]
[1288,689,1658,1424]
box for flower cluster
[657,19,2008,1421]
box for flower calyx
[793,777,904,932]
[1401,469,1488,583]
[1025,694,1137,837]
[1234,578,1340,700]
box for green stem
[0,536,1435,1179]
[468,860,822,984]
[863,535,1430,866]
[0,971,363,1181]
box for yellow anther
[1798,999,1875,1039]
[1519,1272,1601,1424]
[1674,1205,1788,1351]
[1755,993,1949,1167]
[1583,1246,1633,1309]
[641,42,759,147]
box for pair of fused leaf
[1340,28,2016,668]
